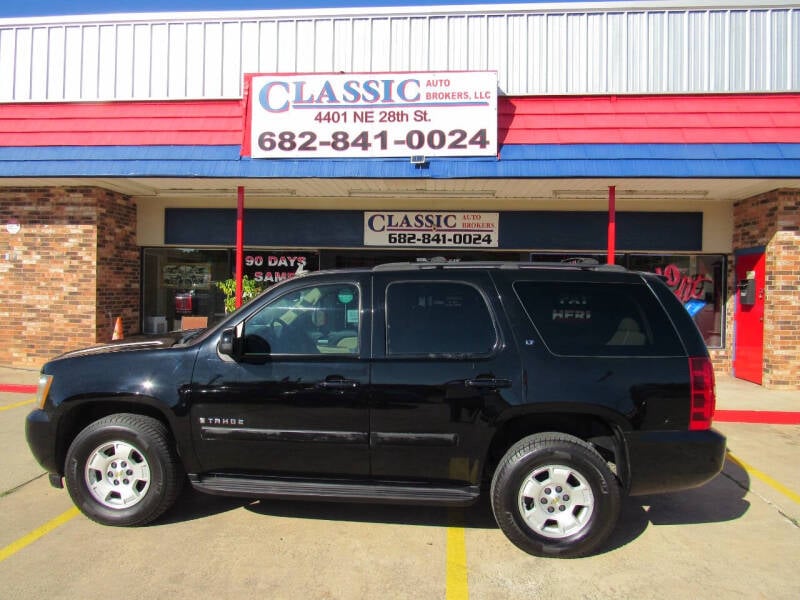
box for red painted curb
[715,410,800,425]
[0,384,37,394]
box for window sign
[250,71,497,159]
[243,252,318,284]
[364,211,499,248]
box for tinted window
[514,281,684,357]
[386,282,496,356]
[243,283,360,355]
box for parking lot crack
[721,470,800,529]
[0,473,47,499]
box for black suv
[26,261,725,558]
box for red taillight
[689,356,716,430]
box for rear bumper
[623,428,726,496]
[25,409,60,475]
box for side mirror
[218,328,237,358]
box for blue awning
[1,144,799,178]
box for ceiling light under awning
[553,189,710,201]
[347,189,496,198]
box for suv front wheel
[490,432,621,558]
[64,413,184,526]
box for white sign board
[364,212,499,248]
[250,72,497,159]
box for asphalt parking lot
[2,368,799,600]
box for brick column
[96,190,139,343]
[0,187,138,368]
[733,189,800,389]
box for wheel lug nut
[111,462,117,468]
[547,507,555,513]
[107,471,113,478]
[113,479,120,486]
[121,462,127,468]
[127,470,133,476]
[544,488,551,495]
[540,498,548,504]
[123,479,129,485]
[559,505,566,512]
[563,494,570,501]
[555,486,563,493]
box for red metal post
[235,186,244,308]
[607,185,616,264]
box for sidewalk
[715,374,800,412]
[0,365,38,389]
[1,364,797,413]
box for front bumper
[25,409,60,475]
[624,428,727,496]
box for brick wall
[732,189,800,389]
[0,187,138,368]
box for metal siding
[750,11,768,90]
[708,11,726,91]
[31,27,48,99]
[313,19,333,72]
[728,11,746,91]
[222,22,241,96]
[409,17,428,71]
[625,13,649,91]
[371,18,390,71]
[771,10,788,89]
[0,4,798,101]
[14,27,32,100]
[687,11,705,91]
[47,26,65,98]
[352,18,371,71]
[794,11,800,89]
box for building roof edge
[1,0,797,27]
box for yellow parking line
[0,398,35,412]
[0,507,80,564]
[446,524,469,600]
[727,453,800,505]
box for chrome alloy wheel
[84,441,151,509]
[517,464,595,539]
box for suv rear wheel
[64,414,184,526]
[490,432,620,558]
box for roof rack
[372,260,627,272]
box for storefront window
[142,248,320,333]
[627,255,725,348]
[142,248,230,333]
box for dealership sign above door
[365,211,499,248]
[250,71,497,159]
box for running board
[188,474,480,507]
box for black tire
[64,413,184,526]
[490,432,621,558]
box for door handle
[465,378,512,389]
[319,378,360,390]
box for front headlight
[36,374,53,409]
